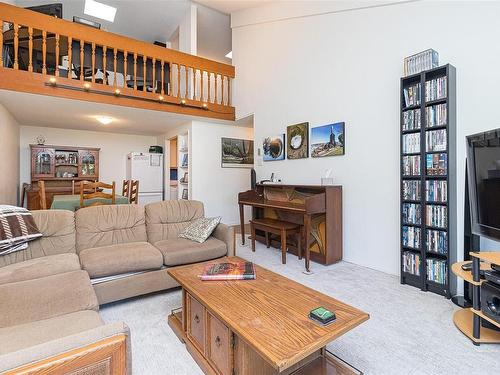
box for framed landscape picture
[311,122,345,157]
[287,122,309,159]
[263,134,285,161]
[221,138,254,168]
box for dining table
[50,194,130,212]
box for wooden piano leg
[304,214,311,272]
[239,203,245,245]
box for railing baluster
[124,51,128,87]
[133,53,137,90]
[143,56,147,92]
[68,37,72,79]
[161,61,165,96]
[79,40,84,80]
[0,19,3,67]
[222,75,225,106]
[91,43,96,83]
[27,26,33,72]
[102,46,107,85]
[208,72,211,103]
[192,68,196,100]
[113,48,117,89]
[168,62,172,96]
[185,66,189,99]
[42,30,47,74]
[13,23,19,70]
[177,64,180,97]
[214,74,218,104]
[55,34,60,77]
[228,77,231,106]
[200,70,204,102]
[152,58,156,94]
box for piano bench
[250,218,302,264]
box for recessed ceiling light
[84,0,117,22]
[225,51,232,59]
[96,116,113,125]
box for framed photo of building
[311,122,345,157]
[287,122,309,159]
[263,134,285,161]
[221,138,254,168]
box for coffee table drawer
[207,313,231,375]
[187,293,205,352]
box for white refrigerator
[126,152,163,205]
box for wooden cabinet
[27,144,100,209]
[187,294,206,352]
[207,313,231,375]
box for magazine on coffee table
[200,261,256,281]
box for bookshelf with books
[400,64,456,298]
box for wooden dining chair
[21,182,31,208]
[129,180,139,204]
[122,180,131,199]
[38,180,47,210]
[79,181,116,208]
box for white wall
[0,104,19,205]
[20,126,157,187]
[179,4,197,55]
[191,121,253,225]
[232,1,500,275]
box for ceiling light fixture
[225,51,232,59]
[96,116,113,125]
[84,0,117,23]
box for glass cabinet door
[31,147,55,178]
[78,150,99,179]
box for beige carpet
[100,235,500,374]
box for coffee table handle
[194,314,200,324]
[215,336,222,347]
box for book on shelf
[402,203,421,225]
[426,103,447,128]
[425,205,447,228]
[402,133,421,154]
[425,76,447,102]
[402,226,421,249]
[403,49,439,77]
[199,261,256,281]
[181,154,188,167]
[426,129,447,152]
[403,251,421,275]
[402,180,421,201]
[425,180,447,203]
[403,83,421,108]
[426,258,447,284]
[426,153,447,175]
[426,229,448,255]
[402,155,421,176]
[402,108,421,131]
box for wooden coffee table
[167,257,369,375]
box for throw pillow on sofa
[179,217,221,243]
[0,205,42,255]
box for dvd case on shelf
[403,133,421,154]
[426,153,447,175]
[402,155,421,176]
[426,103,447,128]
[403,83,422,108]
[402,203,421,225]
[426,229,448,255]
[403,226,421,249]
[426,205,447,228]
[403,251,421,275]
[426,180,447,203]
[426,258,447,284]
[403,180,421,201]
[403,108,421,131]
[426,129,447,152]
[425,76,447,101]
[403,49,439,77]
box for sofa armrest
[0,322,131,375]
[212,223,235,257]
[0,271,98,328]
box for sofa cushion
[0,310,103,355]
[0,253,81,285]
[79,242,163,278]
[179,217,221,243]
[0,270,98,328]
[0,210,76,268]
[145,200,204,243]
[75,204,147,252]
[154,237,227,266]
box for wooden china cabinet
[27,144,100,209]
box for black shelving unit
[400,64,457,298]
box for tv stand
[452,252,500,345]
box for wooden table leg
[297,231,302,260]
[251,223,256,252]
[281,228,287,264]
[239,203,245,245]
[304,214,311,272]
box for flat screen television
[466,128,500,241]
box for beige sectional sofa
[0,200,234,374]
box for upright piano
[238,184,342,270]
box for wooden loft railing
[0,2,235,121]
